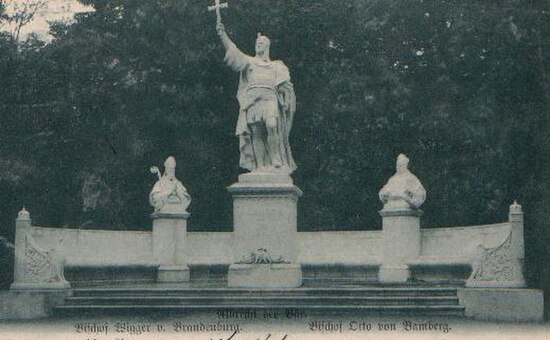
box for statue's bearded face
[255,37,270,56]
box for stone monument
[465,201,526,288]
[149,156,191,282]
[214,6,302,287]
[378,154,426,283]
[11,208,70,290]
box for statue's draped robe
[379,170,426,209]
[224,42,297,172]
[149,176,191,212]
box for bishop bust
[149,156,191,214]
[379,154,426,211]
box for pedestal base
[0,289,71,320]
[378,265,411,283]
[228,264,302,288]
[458,288,543,322]
[228,173,302,269]
[157,265,190,283]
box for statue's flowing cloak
[149,176,191,211]
[379,170,426,208]
[224,42,297,172]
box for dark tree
[0,1,547,313]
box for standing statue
[214,11,297,173]
[149,156,191,213]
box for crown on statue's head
[256,32,270,46]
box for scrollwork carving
[23,231,67,284]
[236,248,289,264]
[467,229,522,284]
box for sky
[3,0,92,41]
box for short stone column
[11,208,31,290]
[152,212,190,282]
[149,156,192,283]
[377,154,426,283]
[11,208,70,290]
[378,208,422,283]
[508,200,526,287]
[227,172,302,288]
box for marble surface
[379,154,426,210]
[217,21,297,173]
[149,156,191,213]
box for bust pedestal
[227,172,303,288]
[151,211,190,283]
[377,201,422,283]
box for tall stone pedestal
[227,172,303,288]
[378,206,422,283]
[152,212,190,283]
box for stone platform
[228,263,302,288]
[458,288,544,322]
[53,283,465,316]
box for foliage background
[0,0,548,317]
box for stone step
[54,304,465,316]
[71,287,459,298]
[56,286,463,317]
[63,295,459,307]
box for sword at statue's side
[207,0,228,24]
